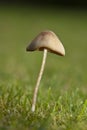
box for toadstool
[26,30,65,112]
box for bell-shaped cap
[26,30,65,56]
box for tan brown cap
[26,30,65,56]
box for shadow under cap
[26,30,65,56]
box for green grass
[0,6,87,130]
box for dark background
[0,0,87,8]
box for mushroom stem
[31,49,47,112]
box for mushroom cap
[26,30,65,56]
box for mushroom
[26,30,65,112]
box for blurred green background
[0,5,87,86]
